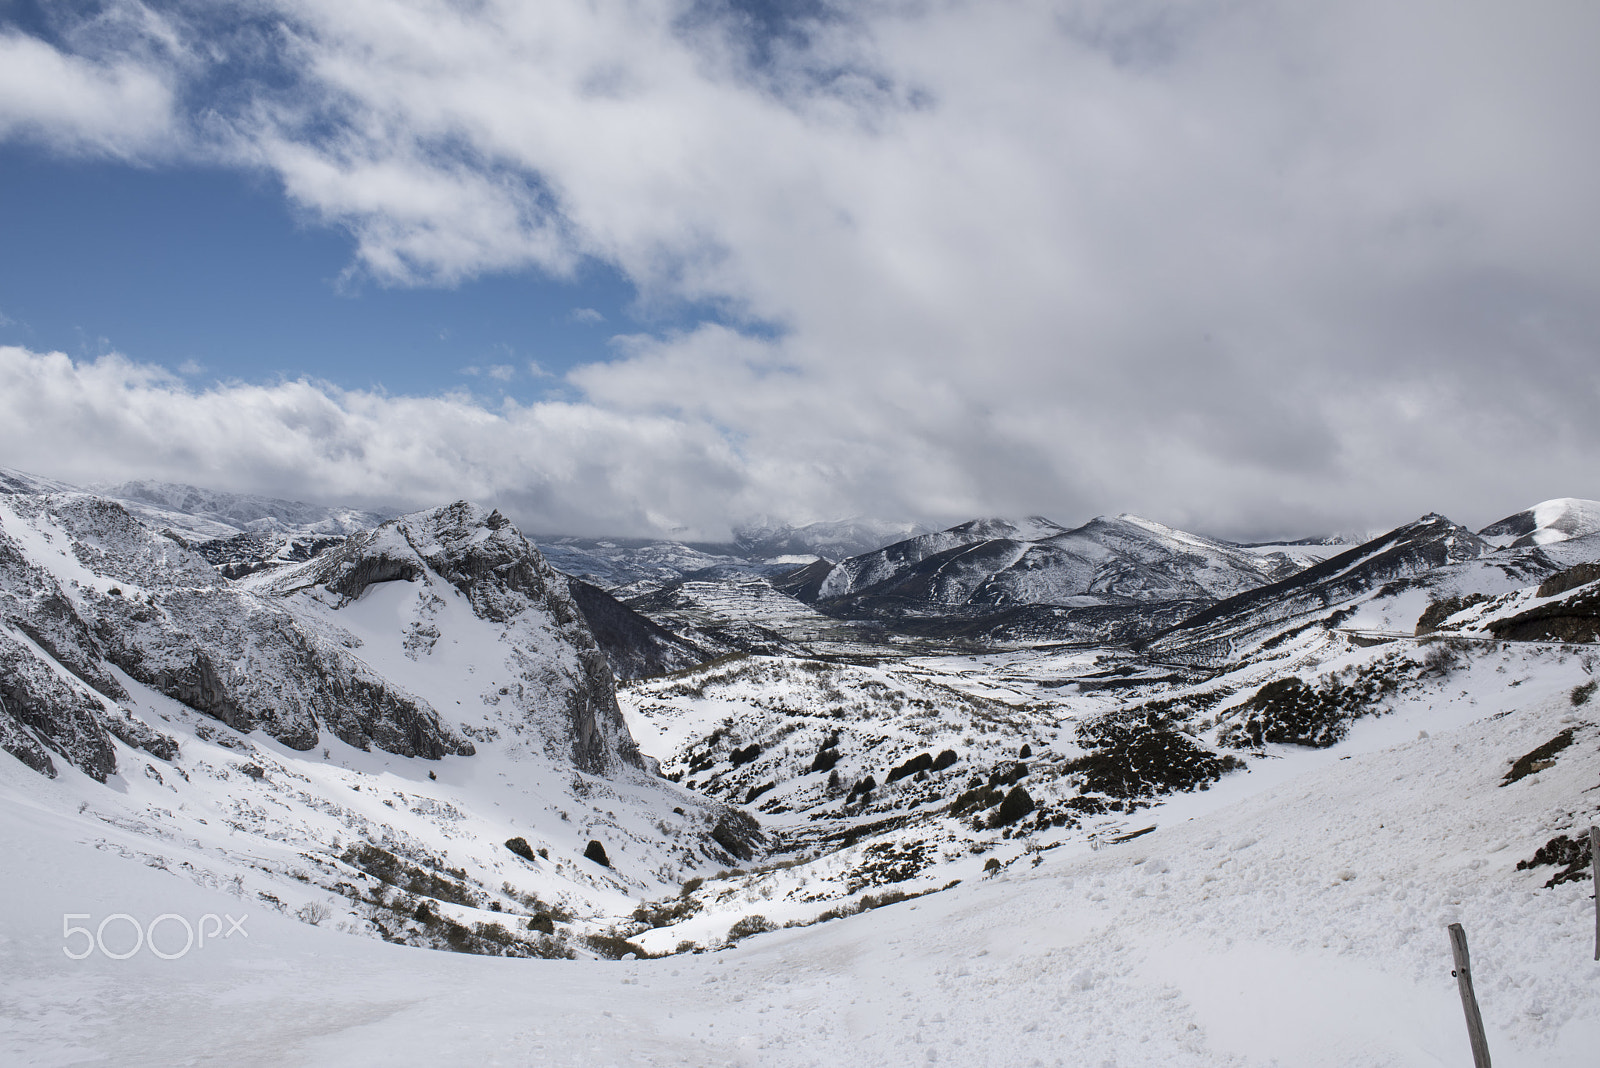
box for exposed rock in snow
[190,530,351,580]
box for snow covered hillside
[4,630,1597,1065]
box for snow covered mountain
[1142,512,1493,657]
[255,502,641,776]
[0,491,470,779]
[790,514,1300,622]
[1479,497,1600,548]
[0,488,764,958]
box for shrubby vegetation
[1069,706,1243,797]
[1220,656,1406,750]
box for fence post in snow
[1446,923,1491,1068]
[1590,826,1599,962]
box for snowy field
[5,662,1597,1067]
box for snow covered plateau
[2,471,1598,1066]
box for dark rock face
[1479,509,1539,543]
[1516,831,1593,888]
[710,810,767,863]
[0,691,60,778]
[1489,586,1600,643]
[0,629,116,781]
[772,558,836,603]
[566,577,710,680]
[1478,567,1600,643]
[1537,562,1600,599]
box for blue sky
[1,2,1597,539]
[0,142,697,400]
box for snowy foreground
[5,674,1597,1067]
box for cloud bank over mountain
[2,1,1598,539]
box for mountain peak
[1480,498,1600,549]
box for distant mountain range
[730,516,933,562]
[9,465,1600,663]
[789,514,1299,613]
[91,478,390,541]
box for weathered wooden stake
[1447,923,1491,1068]
[1590,826,1599,962]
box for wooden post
[1590,826,1599,962]
[1447,923,1491,1068]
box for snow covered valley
[3,476,1600,1065]
[5,639,1600,1066]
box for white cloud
[569,308,605,324]
[0,27,177,158]
[486,364,515,382]
[0,345,753,537]
[2,340,1595,543]
[4,2,1600,537]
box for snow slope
[4,641,1596,1066]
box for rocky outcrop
[0,629,117,781]
[0,492,470,777]
[1488,582,1600,643]
[193,531,348,580]
[276,503,643,776]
